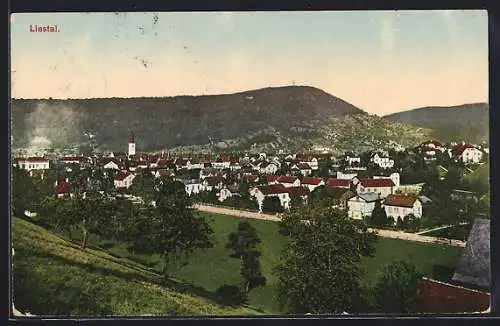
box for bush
[215,285,247,306]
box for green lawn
[98,212,462,313]
[23,212,463,315]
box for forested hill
[12,86,431,153]
[383,103,489,144]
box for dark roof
[326,187,356,200]
[417,278,490,313]
[383,194,419,208]
[452,218,490,288]
[204,176,224,186]
[257,184,289,195]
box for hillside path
[194,204,466,248]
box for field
[11,217,263,316]
[13,212,464,315]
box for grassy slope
[12,217,263,316]
[15,212,463,315]
[98,212,462,314]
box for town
[13,131,490,231]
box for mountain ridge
[11,85,431,154]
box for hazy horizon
[10,11,488,115]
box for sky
[10,10,488,115]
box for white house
[187,160,204,170]
[60,156,87,165]
[277,176,301,188]
[114,171,135,189]
[383,194,423,220]
[371,153,395,169]
[300,177,325,192]
[17,157,50,171]
[298,156,319,170]
[420,140,446,153]
[291,163,312,176]
[347,193,380,220]
[251,184,291,212]
[356,178,395,199]
[182,179,205,196]
[218,185,240,202]
[453,144,484,164]
[337,171,358,180]
[259,162,279,175]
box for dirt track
[194,204,466,248]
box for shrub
[215,284,247,306]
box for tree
[274,207,377,314]
[262,196,283,214]
[150,180,214,277]
[226,221,261,260]
[370,200,389,227]
[373,260,422,313]
[226,221,266,294]
[12,166,39,216]
[403,214,421,232]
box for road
[416,222,469,235]
[194,204,466,248]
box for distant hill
[383,103,489,144]
[12,217,263,316]
[11,86,432,154]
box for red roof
[267,175,280,182]
[157,158,168,167]
[21,157,49,163]
[383,194,419,208]
[287,187,310,197]
[115,171,132,181]
[257,184,289,195]
[453,143,477,155]
[277,176,298,184]
[417,278,490,313]
[55,180,70,194]
[327,178,351,188]
[301,177,324,185]
[175,158,188,166]
[359,178,395,188]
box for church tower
[128,131,136,157]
